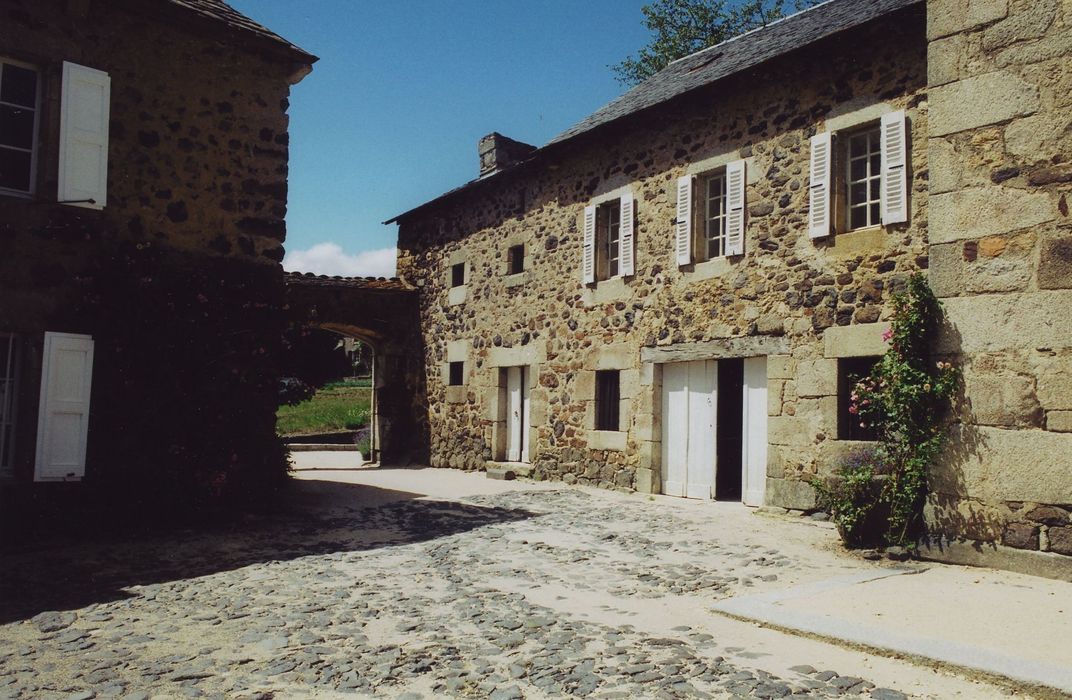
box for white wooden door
[742,356,768,507]
[686,360,717,499]
[35,332,94,481]
[660,362,689,497]
[506,366,522,462]
[661,360,717,499]
[520,367,530,463]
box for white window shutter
[619,192,635,277]
[582,205,596,285]
[35,332,94,481]
[725,159,746,256]
[675,175,693,266]
[808,132,832,239]
[58,62,110,210]
[880,110,908,225]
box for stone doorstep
[709,569,1072,697]
[287,444,361,452]
[485,462,534,480]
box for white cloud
[283,242,397,278]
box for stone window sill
[588,430,627,451]
[827,226,889,256]
[445,385,467,403]
[504,271,530,288]
[682,256,731,283]
[583,276,629,306]
[447,285,467,306]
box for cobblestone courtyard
[1,467,1015,699]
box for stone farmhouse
[0,0,315,527]
[389,0,1072,567]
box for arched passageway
[284,273,427,464]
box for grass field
[277,378,372,436]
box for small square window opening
[448,361,464,386]
[595,369,621,431]
[450,262,465,288]
[838,356,880,441]
[507,244,524,275]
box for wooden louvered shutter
[880,110,908,225]
[58,62,110,209]
[725,159,746,256]
[582,205,596,285]
[619,192,635,277]
[808,132,832,239]
[675,176,693,266]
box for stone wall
[397,8,929,501]
[926,0,1072,553]
[0,0,308,513]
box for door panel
[742,356,768,507]
[685,360,716,499]
[660,362,689,497]
[506,366,521,462]
[520,367,530,463]
[35,332,94,481]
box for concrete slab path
[0,458,1066,699]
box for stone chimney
[478,132,536,177]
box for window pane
[870,153,881,173]
[0,147,31,191]
[1,64,37,107]
[850,206,867,230]
[850,182,866,203]
[0,105,34,149]
[870,178,881,200]
[870,203,880,224]
[850,158,866,181]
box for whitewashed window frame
[0,333,19,478]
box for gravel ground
[0,469,1012,699]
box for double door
[660,357,767,504]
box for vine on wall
[815,274,959,548]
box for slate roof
[165,0,316,62]
[549,0,920,145]
[387,0,921,224]
[285,272,411,292]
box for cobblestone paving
[0,484,987,699]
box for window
[0,334,18,476]
[595,370,620,431]
[0,59,40,195]
[599,201,621,280]
[675,160,745,265]
[808,110,907,239]
[844,126,882,230]
[450,262,465,288]
[582,193,634,284]
[699,170,728,261]
[507,244,524,275]
[838,356,880,441]
[448,361,464,386]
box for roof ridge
[665,0,838,68]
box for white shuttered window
[724,159,746,256]
[880,110,908,225]
[675,175,693,266]
[58,61,110,209]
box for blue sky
[228,0,651,277]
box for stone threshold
[485,462,533,480]
[287,444,361,452]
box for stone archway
[284,273,427,464]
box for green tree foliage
[612,0,822,86]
